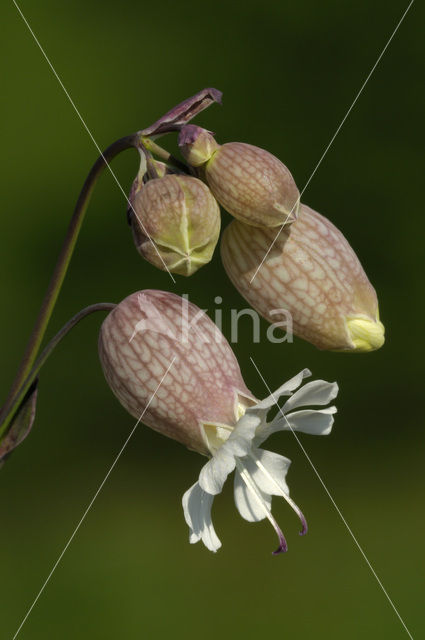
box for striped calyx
[204,142,300,228]
[128,174,220,277]
[98,290,255,455]
[221,204,385,352]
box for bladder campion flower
[178,125,300,228]
[221,203,385,352]
[128,154,220,276]
[98,290,338,553]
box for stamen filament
[235,460,287,554]
[250,453,308,535]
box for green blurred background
[1,1,423,638]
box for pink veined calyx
[98,289,338,554]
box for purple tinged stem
[0,135,136,431]
[0,303,116,440]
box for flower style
[183,368,337,554]
[99,289,338,554]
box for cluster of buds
[0,88,388,555]
[127,88,384,353]
[95,89,387,554]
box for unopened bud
[180,133,300,228]
[98,290,255,455]
[129,174,220,276]
[221,204,385,352]
[178,125,219,167]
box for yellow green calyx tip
[346,315,385,352]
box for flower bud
[179,126,300,228]
[205,142,300,228]
[128,174,221,276]
[98,290,255,455]
[221,204,385,352]
[178,125,219,167]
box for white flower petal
[199,448,236,495]
[247,450,307,535]
[199,413,261,495]
[281,380,338,413]
[253,369,311,411]
[234,470,271,522]
[282,407,337,435]
[242,449,291,496]
[182,482,221,552]
[225,413,261,455]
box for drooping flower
[221,203,385,352]
[98,289,338,553]
[178,125,300,228]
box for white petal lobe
[245,449,291,496]
[282,380,338,412]
[182,482,221,552]
[282,407,337,435]
[199,450,236,495]
[234,471,271,522]
[253,369,311,410]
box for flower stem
[138,135,189,173]
[0,303,116,439]
[0,134,136,427]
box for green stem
[0,134,136,426]
[0,303,116,439]
[139,135,189,173]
